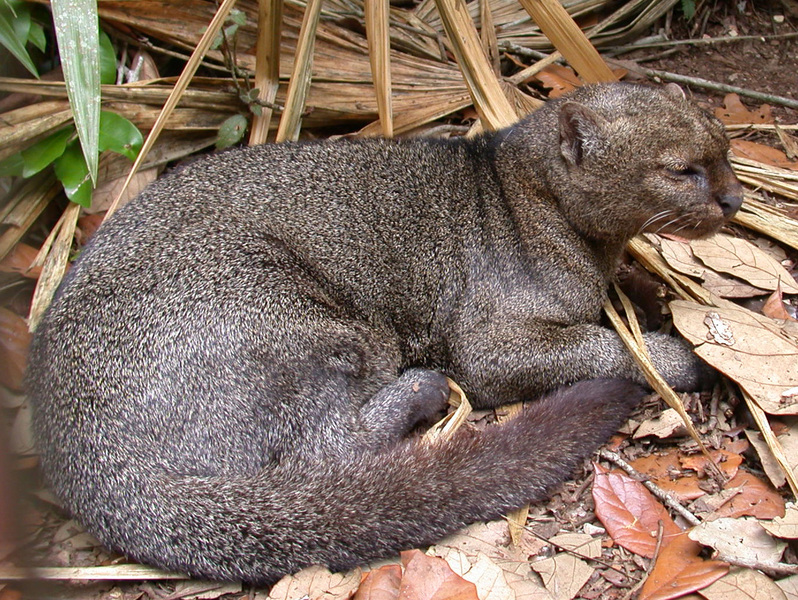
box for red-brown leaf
[399,550,479,600]
[592,463,682,558]
[639,532,728,600]
[353,564,402,600]
[0,307,31,391]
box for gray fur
[27,83,742,584]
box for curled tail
[92,378,643,584]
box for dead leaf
[747,428,789,488]
[762,504,798,539]
[267,564,362,600]
[633,408,688,439]
[0,243,42,279]
[764,286,797,321]
[353,564,402,600]
[0,307,31,391]
[714,93,774,125]
[438,549,520,600]
[592,463,682,558]
[659,236,706,278]
[629,451,705,503]
[671,301,798,415]
[710,471,786,520]
[549,533,601,560]
[174,581,243,600]
[690,233,798,294]
[776,123,798,160]
[532,64,624,98]
[697,567,787,599]
[731,139,798,171]
[531,552,594,600]
[399,550,479,600]
[688,517,786,566]
[639,532,728,600]
[701,270,768,299]
[776,574,798,600]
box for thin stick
[611,60,798,110]
[609,31,798,55]
[599,449,700,527]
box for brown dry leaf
[629,451,705,503]
[731,139,798,171]
[438,548,531,600]
[353,564,402,600]
[777,574,798,599]
[639,532,728,600]
[533,64,581,97]
[267,564,362,600]
[681,450,742,480]
[592,462,682,558]
[688,517,786,566]
[761,504,798,539]
[710,471,786,520]
[670,301,798,415]
[714,93,774,125]
[0,243,42,279]
[399,549,479,600]
[746,428,790,488]
[633,408,688,439]
[530,552,594,600]
[690,233,798,294]
[0,307,31,391]
[701,270,767,299]
[698,567,787,600]
[764,286,797,321]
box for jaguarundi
[27,82,743,584]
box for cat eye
[664,162,701,178]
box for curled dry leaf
[697,567,788,600]
[639,532,728,600]
[764,286,797,321]
[0,307,32,391]
[714,93,774,125]
[670,301,798,415]
[633,408,688,439]
[747,421,798,490]
[776,574,798,600]
[690,233,798,295]
[761,504,798,540]
[592,463,682,558]
[688,517,786,566]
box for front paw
[645,333,715,391]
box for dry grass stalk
[106,0,241,219]
[514,0,615,83]
[479,0,501,76]
[604,288,722,478]
[249,0,283,144]
[744,392,798,498]
[27,202,80,331]
[0,173,60,263]
[365,0,394,137]
[433,0,516,130]
[0,101,73,162]
[275,0,325,142]
[733,195,798,252]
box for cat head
[551,83,743,241]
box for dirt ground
[3,2,798,600]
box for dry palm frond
[249,0,283,144]
[365,0,394,137]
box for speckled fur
[27,83,741,584]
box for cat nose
[717,191,743,218]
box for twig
[715,554,798,577]
[607,31,798,56]
[621,521,664,600]
[517,520,628,577]
[598,449,701,527]
[608,60,798,110]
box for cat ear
[558,101,605,166]
[663,83,686,100]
